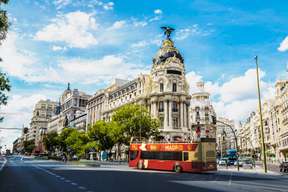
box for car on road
[280,161,288,173]
[234,158,255,168]
[218,158,228,166]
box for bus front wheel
[174,165,182,173]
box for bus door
[201,142,217,170]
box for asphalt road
[0,156,287,192]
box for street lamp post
[254,56,268,173]
[217,120,240,171]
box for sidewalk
[68,159,128,168]
[217,165,280,175]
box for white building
[189,81,217,141]
[29,100,57,143]
[216,117,235,156]
[47,84,91,133]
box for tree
[88,120,116,151]
[43,132,60,154]
[23,140,35,154]
[112,104,160,144]
[0,0,10,121]
[57,128,75,152]
[0,0,9,42]
[65,129,89,158]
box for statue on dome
[161,26,175,39]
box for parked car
[234,158,254,169]
[280,161,288,173]
[227,158,237,166]
[218,158,228,166]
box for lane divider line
[32,165,92,192]
[0,158,7,172]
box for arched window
[172,101,178,112]
[160,83,164,92]
[172,83,177,92]
[159,101,164,112]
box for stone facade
[29,100,57,144]
[239,112,261,157]
[47,84,91,133]
[87,37,191,141]
[275,80,288,161]
[189,81,216,141]
[238,79,288,161]
[216,117,235,156]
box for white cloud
[58,55,148,84]
[103,2,114,10]
[133,21,148,27]
[131,38,161,49]
[34,11,98,48]
[51,45,67,51]
[108,20,126,30]
[278,36,288,52]
[175,24,210,41]
[186,68,274,122]
[54,0,71,9]
[0,32,38,80]
[0,94,48,149]
[154,9,162,15]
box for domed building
[87,27,191,141]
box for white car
[234,159,254,169]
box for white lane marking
[228,172,232,185]
[0,158,7,171]
[32,164,94,191]
[78,186,86,190]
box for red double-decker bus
[129,138,217,173]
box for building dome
[152,39,184,65]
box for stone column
[169,100,173,129]
[164,101,168,130]
[180,102,183,128]
[183,103,187,128]
[153,102,157,117]
[186,104,189,128]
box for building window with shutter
[172,83,177,92]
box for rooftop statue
[161,26,175,39]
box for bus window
[183,152,189,161]
[141,151,182,161]
[129,151,138,160]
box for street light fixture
[217,120,240,171]
[254,56,268,173]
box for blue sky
[1,0,288,148]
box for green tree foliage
[57,128,75,152]
[23,140,35,154]
[112,104,160,144]
[0,0,10,121]
[65,129,90,158]
[43,132,60,154]
[88,120,116,151]
[0,0,9,42]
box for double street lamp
[217,120,240,171]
